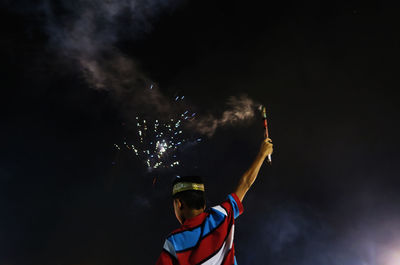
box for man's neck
[182,208,204,223]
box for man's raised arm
[234,138,273,202]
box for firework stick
[262,106,272,164]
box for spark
[114,144,121,150]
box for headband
[172,182,205,195]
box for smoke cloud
[240,203,400,265]
[36,1,263,130]
[41,0,181,115]
[4,0,262,138]
[190,95,259,137]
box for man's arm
[234,138,273,202]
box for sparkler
[261,105,272,164]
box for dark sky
[1,0,400,264]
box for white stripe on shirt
[163,239,177,258]
[212,205,228,216]
[200,224,235,265]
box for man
[156,138,273,264]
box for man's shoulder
[166,212,212,239]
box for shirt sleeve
[156,239,178,265]
[219,193,244,219]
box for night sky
[1,0,400,264]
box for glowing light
[384,249,400,265]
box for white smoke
[42,0,260,130]
[192,95,260,137]
[43,0,180,115]
[240,203,400,265]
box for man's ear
[177,198,184,210]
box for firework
[261,105,272,164]
[114,97,201,171]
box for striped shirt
[156,193,244,265]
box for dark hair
[172,176,206,210]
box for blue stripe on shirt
[168,228,201,252]
[228,194,240,219]
[202,208,226,236]
[167,208,226,252]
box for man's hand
[259,138,273,158]
[234,138,273,202]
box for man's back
[156,139,273,264]
[157,193,243,265]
